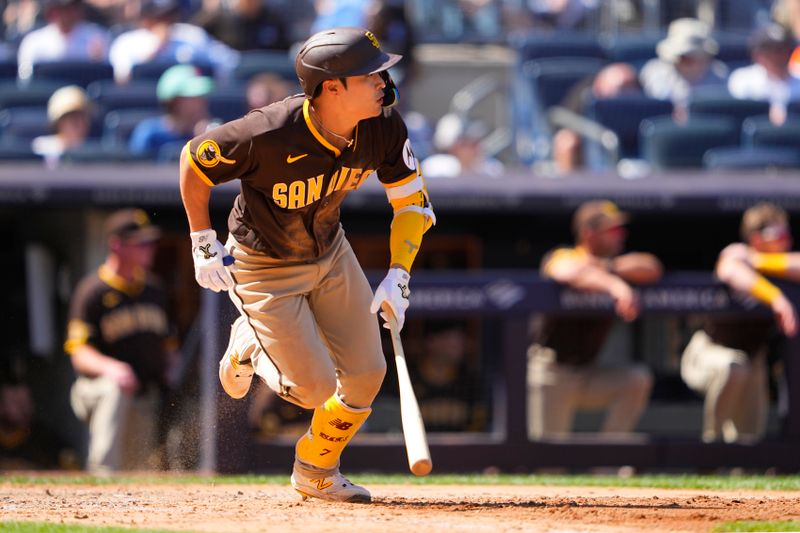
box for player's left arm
[750,251,800,282]
[611,252,663,285]
[385,171,435,272]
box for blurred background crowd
[3,0,800,172]
[3,0,800,474]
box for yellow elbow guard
[390,209,425,271]
[753,253,789,276]
[750,275,781,305]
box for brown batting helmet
[295,27,402,106]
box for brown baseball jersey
[186,95,419,261]
[536,246,615,366]
[64,266,176,387]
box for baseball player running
[178,27,434,502]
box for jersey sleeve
[541,247,580,278]
[186,115,256,186]
[375,110,419,188]
[64,279,104,354]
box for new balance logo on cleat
[311,478,334,490]
[291,470,371,503]
[328,419,353,431]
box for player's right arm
[179,142,236,292]
[543,248,639,321]
[69,343,139,394]
[64,288,139,394]
[716,244,797,336]
[179,143,213,232]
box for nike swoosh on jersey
[287,153,309,163]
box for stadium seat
[703,145,800,169]
[31,60,115,88]
[688,95,770,133]
[640,116,739,169]
[61,142,140,163]
[102,108,162,149]
[712,31,752,71]
[586,96,674,159]
[599,33,661,71]
[514,57,605,163]
[522,57,605,112]
[0,106,50,142]
[0,58,17,81]
[232,49,296,82]
[0,81,61,110]
[86,80,159,115]
[130,61,215,82]
[156,140,187,163]
[509,32,606,63]
[742,115,800,150]
[0,139,42,160]
[208,87,249,122]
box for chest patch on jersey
[197,139,237,168]
[402,139,416,171]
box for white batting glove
[190,229,235,292]
[370,267,410,331]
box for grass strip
[0,523,182,533]
[3,473,799,491]
[712,520,800,531]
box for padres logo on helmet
[197,139,236,168]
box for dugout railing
[206,272,800,474]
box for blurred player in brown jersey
[528,200,661,439]
[65,209,180,473]
[178,27,434,502]
[682,202,799,443]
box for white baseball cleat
[291,469,371,503]
[218,316,255,399]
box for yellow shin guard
[295,395,371,470]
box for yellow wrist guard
[753,253,789,276]
[390,210,425,271]
[750,275,781,305]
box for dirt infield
[2,482,798,532]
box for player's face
[588,224,627,257]
[118,239,158,269]
[752,224,792,253]
[341,73,386,119]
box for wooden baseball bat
[384,307,433,476]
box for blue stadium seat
[742,115,800,150]
[0,58,17,81]
[208,87,249,122]
[509,32,606,63]
[0,106,50,142]
[600,33,661,71]
[0,81,61,110]
[587,96,674,159]
[232,49,295,82]
[31,60,115,88]
[61,142,140,163]
[703,145,800,169]
[156,140,186,163]
[86,80,159,115]
[713,31,752,71]
[513,57,605,164]
[688,95,770,133]
[523,57,605,112]
[0,139,41,160]
[102,108,162,149]
[130,61,215,82]
[640,116,740,169]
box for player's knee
[625,366,654,398]
[726,362,749,386]
[298,377,338,409]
